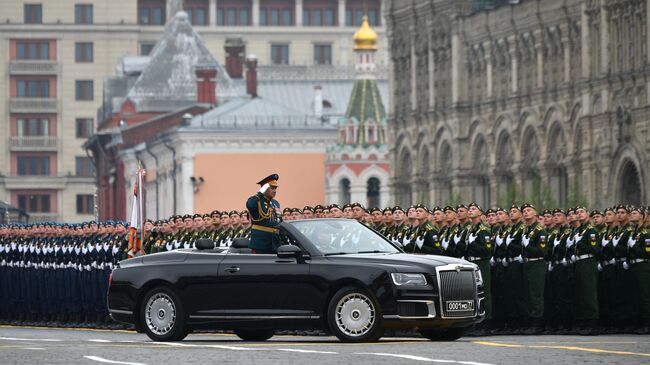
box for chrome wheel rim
[145,293,176,336]
[335,293,375,337]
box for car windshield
[288,219,400,255]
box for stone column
[252,0,260,26]
[536,30,544,89]
[600,1,609,75]
[410,26,417,111]
[338,0,345,27]
[451,26,465,104]
[562,32,571,83]
[580,1,591,79]
[509,35,518,95]
[485,40,493,98]
[296,0,303,26]
[209,0,217,26]
[427,20,436,108]
[179,155,194,215]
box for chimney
[224,37,245,78]
[195,64,217,105]
[313,85,323,118]
[245,54,258,98]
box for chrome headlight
[391,273,427,286]
[474,267,483,286]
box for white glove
[570,255,577,263]
[441,238,449,250]
[453,234,461,244]
[490,257,495,267]
[91,262,97,269]
[597,263,603,272]
[612,236,620,247]
[561,258,568,267]
[623,261,629,270]
[259,183,270,193]
[468,233,477,244]
[627,237,636,248]
[501,259,509,267]
[553,238,561,247]
[495,236,503,246]
[506,235,514,246]
[548,262,553,272]
[403,237,412,246]
[515,254,524,263]
[416,237,424,249]
[574,233,583,242]
[601,239,610,247]
[608,258,616,265]
[566,237,575,247]
[522,235,530,247]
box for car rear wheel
[234,329,274,341]
[141,287,187,342]
[327,286,383,342]
[418,328,465,341]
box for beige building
[387,0,650,209]
[0,0,387,222]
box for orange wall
[193,153,326,212]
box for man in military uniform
[520,203,548,334]
[464,203,493,332]
[441,206,460,257]
[369,208,384,231]
[504,204,527,332]
[612,204,635,330]
[390,206,408,247]
[627,206,649,333]
[246,174,282,254]
[302,206,315,219]
[491,207,510,332]
[381,208,394,237]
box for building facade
[387,0,650,209]
[0,0,387,222]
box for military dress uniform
[246,174,282,254]
[570,220,601,331]
[465,218,493,321]
[520,211,548,331]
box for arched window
[619,160,642,205]
[367,177,381,209]
[346,123,356,144]
[366,121,377,144]
[339,178,351,205]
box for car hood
[324,253,475,272]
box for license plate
[446,300,474,312]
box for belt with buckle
[251,225,279,234]
[576,254,593,261]
[525,257,543,262]
[630,258,647,264]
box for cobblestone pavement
[0,326,648,365]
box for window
[75,118,93,138]
[17,118,49,136]
[16,79,50,98]
[75,42,93,62]
[184,0,208,25]
[260,1,294,26]
[24,4,42,24]
[217,0,251,26]
[140,43,155,56]
[345,0,380,26]
[314,44,332,65]
[76,157,94,177]
[139,0,165,25]
[15,40,50,60]
[367,177,381,209]
[303,0,336,26]
[75,4,93,24]
[17,156,50,175]
[271,44,289,65]
[339,178,351,205]
[77,194,94,214]
[18,194,51,213]
[75,80,93,100]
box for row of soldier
[1,203,648,334]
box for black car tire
[418,328,465,341]
[140,286,187,342]
[234,329,275,341]
[327,286,384,342]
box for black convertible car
[108,219,485,342]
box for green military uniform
[570,220,600,328]
[491,222,511,329]
[466,220,493,320]
[246,174,281,254]
[505,219,527,329]
[521,217,548,330]
[545,220,573,330]
[628,212,650,331]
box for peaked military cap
[614,204,629,212]
[468,202,482,212]
[495,207,506,213]
[302,206,314,213]
[283,207,292,214]
[589,210,602,217]
[552,208,565,215]
[603,207,614,214]
[520,203,536,211]
[328,204,340,210]
[210,210,221,216]
[456,204,468,210]
[314,205,324,211]
[392,206,405,213]
[630,206,646,215]
[542,209,552,215]
[351,202,364,209]
[342,203,352,209]
[193,213,202,219]
[229,210,239,216]
[510,204,521,211]
[291,207,301,213]
[431,206,443,212]
[257,173,279,187]
[443,206,455,212]
[369,207,381,213]
[382,207,392,213]
[485,208,495,215]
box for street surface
[0,326,648,364]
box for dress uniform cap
[456,204,468,210]
[328,204,340,210]
[303,206,314,213]
[520,203,535,211]
[210,210,221,216]
[283,207,292,214]
[468,202,482,212]
[240,211,249,217]
[343,203,352,209]
[392,206,405,213]
[603,207,614,214]
[382,207,392,213]
[192,213,202,219]
[574,205,587,212]
[510,204,521,211]
[552,208,565,215]
[495,207,506,213]
[589,210,602,217]
[629,206,646,215]
[182,214,192,219]
[291,207,301,213]
[485,208,495,215]
[443,206,455,212]
[543,209,552,215]
[351,202,364,209]
[369,207,381,213]
[431,206,443,212]
[229,210,239,216]
[314,205,324,211]
[257,173,279,187]
[614,204,629,212]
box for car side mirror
[195,238,215,250]
[277,244,303,261]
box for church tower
[325,16,390,208]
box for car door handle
[224,266,240,273]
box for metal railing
[9,98,57,113]
[9,60,58,75]
[9,136,59,151]
[257,64,389,81]
[28,213,60,223]
[194,115,338,129]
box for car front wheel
[141,287,188,342]
[418,328,464,341]
[327,286,384,342]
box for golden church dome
[353,16,377,51]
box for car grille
[397,302,430,317]
[437,268,477,318]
